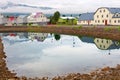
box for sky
[0,0,120,13]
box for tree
[54,11,60,23]
[54,34,61,41]
[51,11,60,24]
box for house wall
[93,8,113,25]
[77,7,120,26]
[77,20,94,25]
[94,38,113,50]
[0,14,7,25]
[111,18,120,25]
[16,17,27,25]
[27,13,48,24]
[28,33,48,41]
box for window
[106,15,108,18]
[118,20,120,23]
[103,10,105,12]
[114,20,116,23]
[102,15,104,18]
[98,20,100,23]
[106,40,108,43]
[97,40,99,42]
[95,20,97,23]
[109,20,111,23]
[116,14,118,17]
[103,45,105,48]
[97,15,99,18]
[100,10,102,13]
[101,40,103,43]
[102,20,104,23]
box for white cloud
[0,0,120,13]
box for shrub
[78,25,82,29]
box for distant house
[77,13,94,25]
[16,15,28,25]
[27,12,49,26]
[6,16,17,26]
[58,16,77,25]
[0,13,7,25]
[77,7,120,26]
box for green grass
[117,26,120,31]
[104,27,112,31]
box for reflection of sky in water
[2,35,120,77]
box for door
[105,20,107,25]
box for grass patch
[117,26,120,31]
[76,25,82,29]
[104,27,112,31]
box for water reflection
[0,32,120,77]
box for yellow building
[77,7,120,26]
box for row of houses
[0,7,120,26]
[0,12,49,26]
[77,7,120,26]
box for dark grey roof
[107,8,120,14]
[112,13,120,18]
[78,36,94,43]
[78,13,94,21]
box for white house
[16,15,28,25]
[77,7,120,26]
[0,13,7,25]
[27,12,49,26]
[77,13,94,25]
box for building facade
[0,14,7,25]
[28,33,48,42]
[27,12,49,26]
[77,7,120,26]
[16,15,28,25]
[77,13,94,25]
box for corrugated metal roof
[78,13,94,21]
[108,8,120,14]
[60,16,75,19]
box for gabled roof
[78,13,94,21]
[107,8,120,14]
[28,12,43,18]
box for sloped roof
[112,13,120,18]
[107,8,120,14]
[78,13,94,21]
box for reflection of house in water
[94,38,120,50]
[2,33,29,45]
[78,36,94,43]
[28,33,48,42]
[17,33,28,39]
[78,36,120,50]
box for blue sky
[0,0,120,13]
